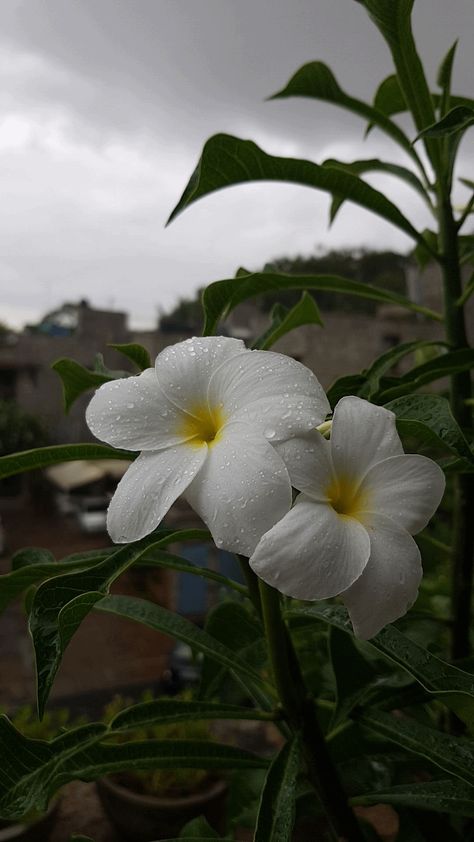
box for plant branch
[259,581,365,842]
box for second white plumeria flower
[250,396,445,639]
[86,336,329,553]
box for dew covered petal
[250,495,371,600]
[155,336,246,413]
[184,422,292,555]
[276,431,335,500]
[86,368,190,451]
[208,350,329,442]
[107,445,207,543]
[358,453,445,534]
[331,396,403,481]
[341,512,422,639]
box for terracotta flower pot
[96,775,227,842]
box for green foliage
[0,442,134,480]
[108,342,151,371]
[253,737,300,842]
[0,400,48,458]
[252,292,323,350]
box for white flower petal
[208,350,329,441]
[250,495,371,600]
[184,422,292,555]
[107,445,207,543]
[86,369,188,451]
[155,336,246,412]
[359,454,445,534]
[341,512,422,639]
[275,431,335,500]
[331,396,403,481]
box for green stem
[259,581,365,842]
[438,191,474,660]
[237,554,263,619]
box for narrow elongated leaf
[201,271,441,336]
[373,72,474,121]
[326,374,368,408]
[0,443,134,480]
[95,594,270,693]
[30,530,207,716]
[360,339,446,399]
[328,627,377,728]
[254,737,300,842]
[0,551,108,615]
[378,348,474,401]
[253,292,323,351]
[417,106,474,140]
[199,601,264,701]
[269,61,419,166]
[139,548,247,596]
[167,134,426,248]
[287,604,474,725]
[323,157,431,208]
[386,394,474,464]
[352,778,474,817]
[437,41,458,117]
[0,715,266,821]
[456,270,474,307]
[52,358,112,412]
[109,699,276,732]
[359,709,474,787]
[108,342,151,371]
[178,816,220,838]
[358,0,440,172]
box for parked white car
[76,498,108,533]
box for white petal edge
[86,369,189,451]
[155,336,246,413]
[184,422,292,556]
[107,445,207,543]
[331,396,403,481]
[250,494,371,600]
[208,350,330,441]
[359,453,445,534]
[341,512,422,640]
[275,432,335,500]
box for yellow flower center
[180,403,226,448]
[326,475,369,519]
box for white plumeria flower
[250,396,445,639]
[86,336,329,553]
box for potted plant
[0,705,83,842]
[96,691,227,842]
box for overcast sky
[1,0,473,330]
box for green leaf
[0,443,134,480]
[360,339,447,400]
[436,41,458,117]
[378,348,474,401]
[253,292,323,350]
[139,547,247,597]
[199,601,264,701]
[359,708,474,787]
[52,358,113,413]
[269,61,420,167]
[0,715,266,821]
[287,604,474,726]
[323,157,432,209]
[30,530,206,716]
[11,547,56,570]
[179,817,220,838]
[412,229,439,270]
[372,74,407,119]
[201,270,441,336]
[456,270,474,307]
[254,737,300,842]
[328,627,377,729]
[167,134,426,249]
[95,594,271,696]
[386,394,474,465]
[326,374,368,408]
[108,342,151,371]
[0,550,109,615]
[352,778,474,817]
[417,106,474,140]
[109,699,276,732]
